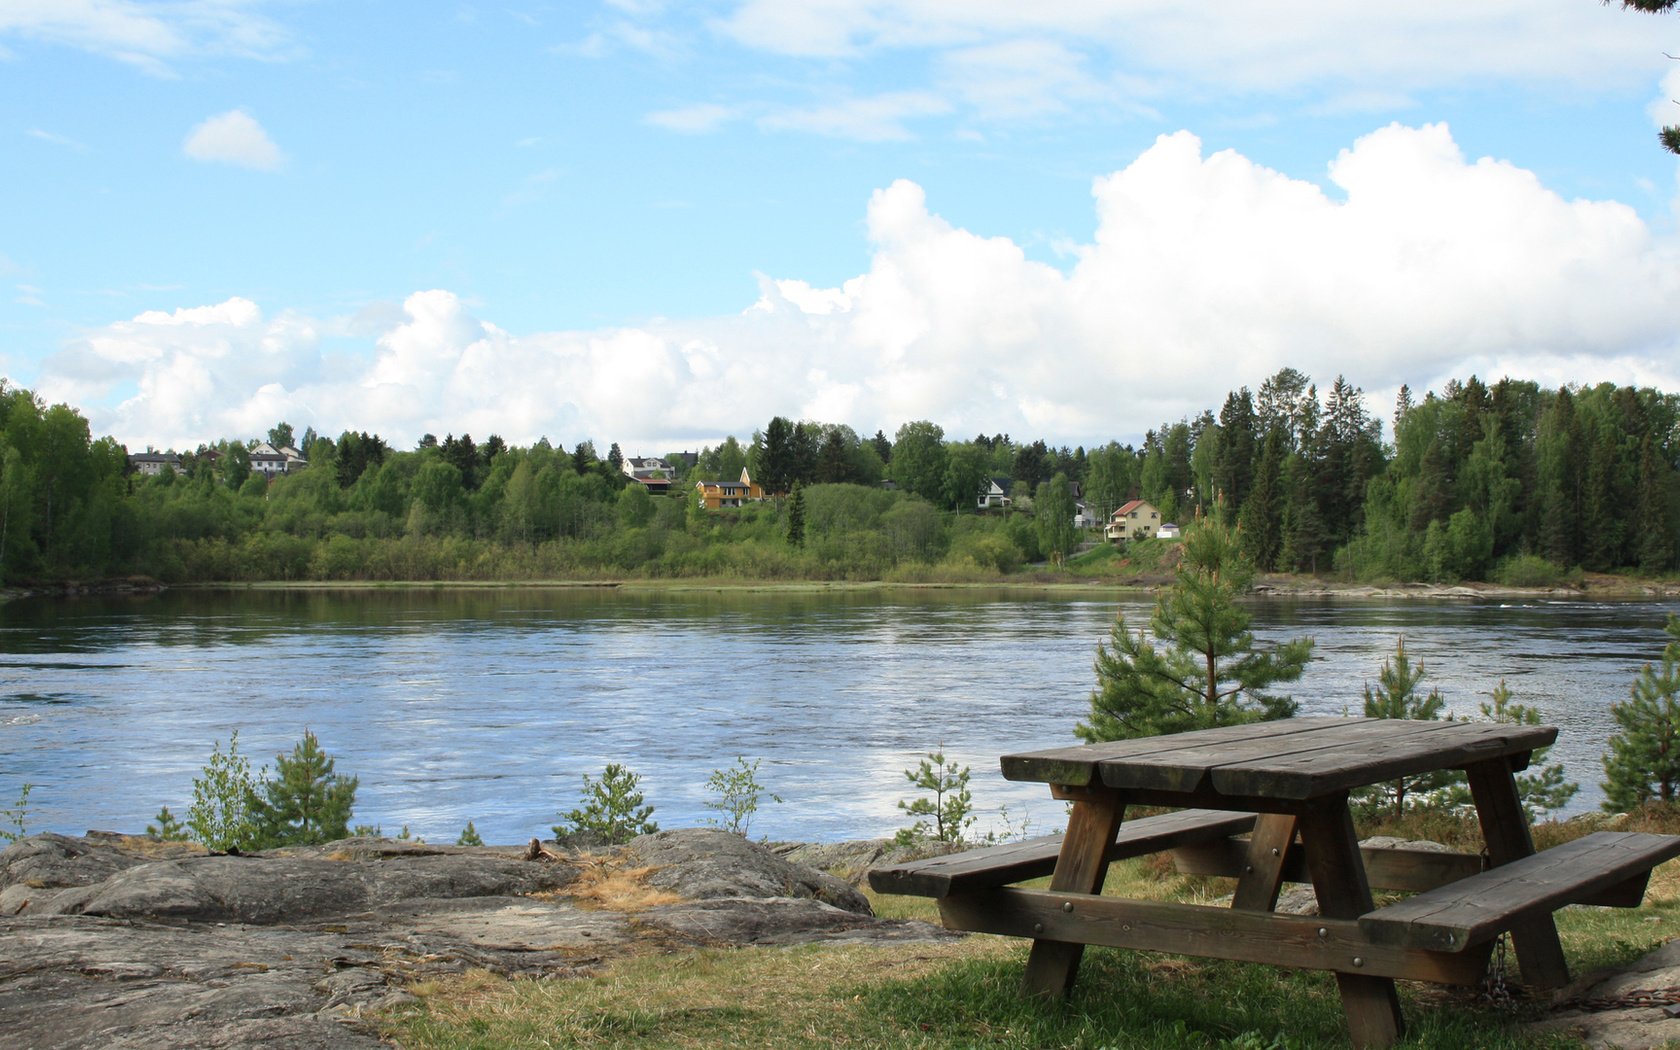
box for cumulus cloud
[183,109,283,171]
[41,123,1680,454]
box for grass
[379,834,1680,1050]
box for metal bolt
[1317,927,1328,939]
[1352,957,1365,968]
[1244,864,1254,873]
[1271,847,1281,857]
[1062,901,1074,913]
[1033,922,1044,933]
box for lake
[2,587,1675,845]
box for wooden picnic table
[870,716,1680,1049]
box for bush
[248,729,359,846]
[703,756,782,836]
[1,783,31,843]
[1492,553,1577,589]
[185,731,266,852]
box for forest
[0,368,1674,587]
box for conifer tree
[785,481,806,547]
[1603,615,1680,810]
[249,730,359,847]
[1454,680,1577,819]
[1078,518,1312,741]
[1353,637,1454,820]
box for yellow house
[695,468,765,510]
[1105,499,1161,542]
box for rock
[772,837,957,886]
[627,828,871,914]
[0,829,952,1050]
[1532,939,1680,1049]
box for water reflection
[1,589,1674,844]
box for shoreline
[5,572,1678,604]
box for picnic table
[870,716,1680,1048]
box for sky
[3,1,1679,457]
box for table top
[1001,716,1557,801]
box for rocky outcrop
[0,829,954,1050]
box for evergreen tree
[1603,615,1680,810]
[1352,637,1454,820]
[1214,387,1257,511]
[1077,518,1313,741]
[1238,429,1284,570]
[1535,388,1583,566]
[1447,680,1577,820]
[555,763,658,844]
[785,481,806,547]
[1617,1,1680,153]
[1635,434,1675,573]
[249,730,359,847]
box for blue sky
[4,1,1679,455]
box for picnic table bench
[868,717,1680,1049]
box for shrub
[703,756,782,836]
[1,783,31,844]
[185,731,266,852]
[1492,553,1575,588]
[248,729,359,847]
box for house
[622,455,678,495]
[1073,500,1096,529]
[250,442,308,476]
[694,468,766,510]
[128,452,181,477]
[977,477,1012,509]
[1105,499,1162,542]
[1158,522,1182,540]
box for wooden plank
[936,888,1489,986]
[1465,756,1570,989]
[1359,831,1680,952]
[1171,839,1483,893]
[1021,792,1124,998]
[1001,717,1351,787]
[867,808,1256,899]
[1232,813,1298,912]
[1298,798,1404,1050]
[1204,722,1556,800]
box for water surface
[2,588,1673,844]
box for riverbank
[8,570,1678,604]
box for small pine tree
[554,763,658,845]
[1353,637,1455,821]
[1603,615,1680,810]
[1078,517,1312,741]
[147,805,190,842]
[1464,680,1577,819]
[248,730,358,847]
[186,731,265,852]
[456,821,484,846]
[895,748,975,845]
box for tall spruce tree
[1603,615,1680,810]
[1077,518,1312,741]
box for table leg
[1465,756,1570,989]
[1232,813,1298,912]
[1299,798,1403,1050]
[1021,790,1125,999]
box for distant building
[695,468,766,509]
[250,442,308,476]
[128,452,181,477]
[622,456,677,495]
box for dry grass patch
[533,852,684,913]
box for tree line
[0,369,1675,586]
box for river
[1,588,1675,845]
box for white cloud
[183,109,283,171]
[41,123,1680,454]
[758,91,953,141]
[26,127,88,150]
[645,103,739,134]
[0,0,292,76]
